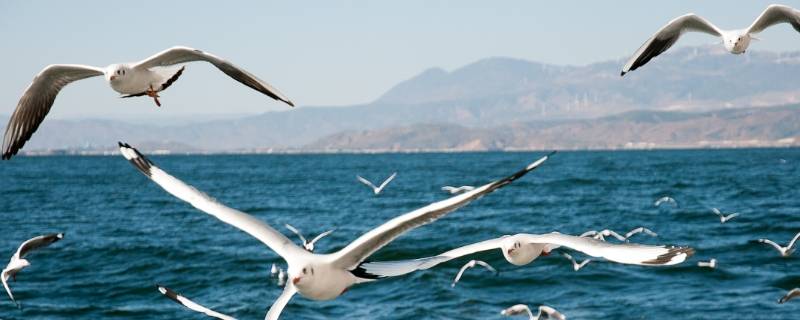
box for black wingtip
[620,71,626,77]
[285,100,295,107]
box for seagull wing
[118,143,306,262]
[757,238,784,253]
[15,233,64,259]
[747,4,800,34]
[451,261,474,287]
[711,208,722,216]
[309,229,336,247]
[621,13,722,75]
[157,285,236,320]
[605,230,627,241]
[473,260,498,274]
[356,176,378,191]
[265,283,298,320]
[441,186,457,193]
[1,272,16,306]
[579,230,598,238]
[2,64,104,159]
[377,172,397,191]
[787,231,800,250]
[330,152,554,270]
[132,46,293,106]
[284,224,307,245]
[520,233,693,266]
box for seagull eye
[122,70,125,75]
[302,268,307,274]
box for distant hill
[5,46,800,153]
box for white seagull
[624,227,658,240]
[356,172,397,195]
[697,258,717,269]
[441,185,476,195]
[711,208,740,224]
[780,288,800,304]
[356,232,693,281]
[757,231,800,257]
[501,304,566,320]
[621,4,800,75]
[654,196,677,207]
[450,260,498,287]
[579,229,626,242]
[1,46,294,160]
[561,252,592,271]
[156,285,236,320]
[118,142,555,320]
[284,224,335,252]
[2,233,64,306]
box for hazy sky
[2,0,800,119]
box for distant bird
[711,208,739,223]
[501,304,566,320]
[156,285,236,320]
[356,172,397,195]
[621,4,800,75]
[270,263,279,277]
[277,269,287,287]
[2,233,64,307]
[654,196,677,207]
[284,224,335,252]
[757,231,800,257]
[624,227,658,240]
[561,252,592,271]
[697,258,717,269]
[441,185,476,195]
[450,260,498,287]
[780,288,800,304]
[1,46,294,160]
[580,229,626,242]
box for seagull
[118,142,554,320]
[156,285,236,320]
[697,258,717,269]
[654,196,677,207]
[284,224,335,252]
[757,231,800,257]
[270,263,279,277]
[780,288,800,304]
[450,260,497,287]
[624,227,658,240]
[441,186,476,195]
[711,208,739,223]
[621,4,800,75]
[579,229,626,242]
[501,304,566,320]
[357,232,693,281]
[2,233,64,307]
[561,252,592,271]
[1,46,294,160]
[356,172,397,195]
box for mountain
[5,46,800,153]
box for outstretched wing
[309,229,336,247]
[118,143,306,262]
[157,285,236,320]
[284,224,307,245]
[787,232,800,250]
[621,13,722,75]
[16,233,64,259]
[1,272,16,307]
[356,176,378,190]
[133,46,293,106]
[747,4,800,34]
[330,152,555,270]
[758,238,784,253]
[2,64,104,159]
[377,172,397,191]
[522,233,693,266]
[265,283,298,320]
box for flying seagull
[118,142,554,320]
[621,4,800,75]
[624,227,658,240]
[1,46,294,160]
[441,186,476,195]
[561,252,592,271]
[579,229,626,242]
[501,304,566,320]
[697,258,717,269]
[780,288,800,304]
[654,196,677,207]
[450,260,498,287]
[711,208,739,223]
[757,231,800,257]
[2,233,64,306]
[356,172,397,195]
[284,224,335,252]
[156,285,236,320]
[357,232,693,280]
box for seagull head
[723,31,750,54]
[106,64,131,82]
[502,235,543,266]
[290,265,317,288]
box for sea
[1,148,799,319]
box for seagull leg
[146,84,161,107]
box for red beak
[292,277,301,285]
[109,75,116,81]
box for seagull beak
[506,248,514,255]
[292,277,301,285]
[109,75,117,81]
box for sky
[2,0,800,120]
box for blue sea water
[1,149,799,320]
